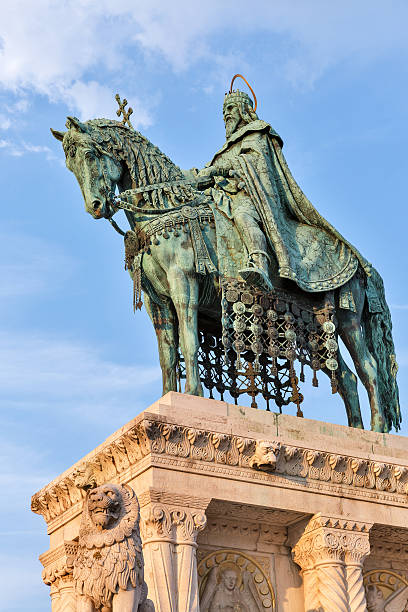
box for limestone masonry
[32,392,408,611]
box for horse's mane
[84,118,195,209]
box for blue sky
[1,2,408,609]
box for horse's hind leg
[328,350,364,429]
[337,286,385,431]
[144,294,178,395]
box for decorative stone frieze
[31,416,408,526]
[293,514,373,612]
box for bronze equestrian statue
[51,76,400,433]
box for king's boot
[239,251,273,292]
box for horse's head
[51,117,122,219]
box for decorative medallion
[364,570,408,611]
[198,549,275,611]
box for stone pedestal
[32,392,408,611]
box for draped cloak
[208,120,371,294]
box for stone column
[140,504,178,612]
[40,541,78,612]
[292,514,372,612]
[173,509,207,612]
[344,533,372,612]
[140,495,208,612]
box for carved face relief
[366,585,385,612]
[87,484,121,530]
[199,550,275,611]
[364,570,408,612]
[222,569,238,592]
[223,101,242,138]
[249,440,280,472]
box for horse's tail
[362,267,401,431]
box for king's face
[223,102,241,138]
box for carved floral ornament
[31,418,408,524]
[293,515,373,570]
[140,503,207,543]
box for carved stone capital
[40,541,78,587]
[293,514,373,569]
[293,514,373,612]
[140,503,207,545]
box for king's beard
[225,116,241,138]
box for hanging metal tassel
[289,367,304,417]
[133,253,143,311]
[331,370,338,394]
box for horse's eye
[85,151,95,161]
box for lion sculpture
[73,482,154,611]
[249,440,281,472]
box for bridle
[92,142,202,237]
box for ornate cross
[115,93,134,128]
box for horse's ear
[50,128,65,142]
[66,116,87,132]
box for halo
[229,74,257,112]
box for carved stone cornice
[31,415,408,525]
[40,541,78,586]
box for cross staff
[115,93,134,128]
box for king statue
[197,75,370,295]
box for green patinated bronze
[51,83,400,433]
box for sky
[1,1,408,609]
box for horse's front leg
[323,349,364,429]
[144,293,179,395]
[167,267,203,396]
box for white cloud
[63,80,152,126]
[0,328,161,430]
[0,139,60,159]
[0,330,160,397]
[0,0,407,121]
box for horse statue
[50,93,400,433]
